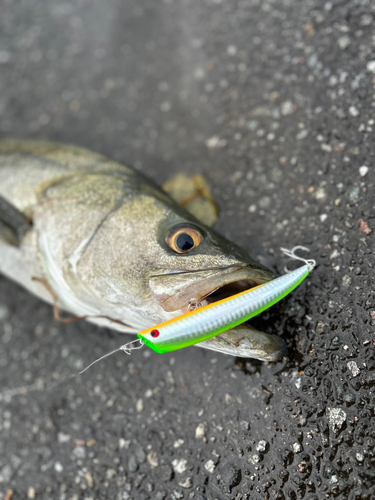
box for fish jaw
[148,265,274,313]
[200,325,287,360]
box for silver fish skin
[0,140,285,360]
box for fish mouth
[149,265,274,313]
[148,265,287,360]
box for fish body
[0,140,285,360]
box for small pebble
[248,204,257,213]
[172,490,184,500]
[359,219,371,235]
[327,408,347,432]
[72,446,86,459]
[256,440,268,453]
[178,477,193,489]
[248,454,260,464]
[349,106,360,117]
[348,186,360,202]
[147,451,159,468]
[54,462,64,473]
[172,459,187,474]
[315,187,326,200]
[27,487,36,499]
[281,101,294,116]
[204,459,216,473]
[342,276,351,288]
[106,468,116,479]
[227,45,237,56]
[316,321,325,333]
[296,129,308,140]
[136,399,144,413]
[119,438,130,450]
[85,471,94,488]
[240,421,250,431]
[292,443,302,453]
[58,432,71,444]
[356,453,364,462]
[359,165,368,177]
[330,250,340,259]
[205,136,220,149]
[195,423,206,440]
[347,361,360,377]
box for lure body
[139,264,311,353]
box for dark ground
[0,0,375,499]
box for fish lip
[149,265,274,313]
[200,325,287,360]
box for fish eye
[165,225,203,254]
[151,329,160,338]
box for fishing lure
[138,246,316,354]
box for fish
[0,140,286,360]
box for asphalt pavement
[0,0,375,499]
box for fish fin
[0,195,31,246]
[162,173,219,227]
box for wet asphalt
[0,0,375,499]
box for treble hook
[280,245,316,273]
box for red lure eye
[151,329,160,338]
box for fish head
[81,178,274,319]
[147,209,274,313]
[36,170,273,330]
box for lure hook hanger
[280,245,316,272]
[188,298,202,312]
[78,338,144,375]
